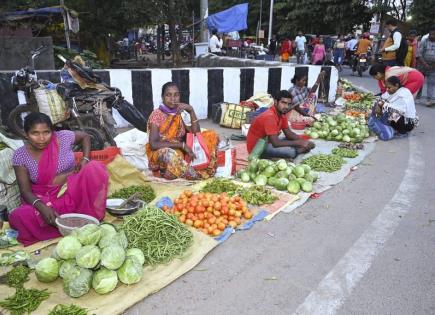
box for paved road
[127,66,435,315]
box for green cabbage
[35,257,59,283]
[99,223,117,238]
[99,231,128,249]
[75,245,101,269]
[63,267,93,298]
[59,260,81,280]
[293,166,305,178]
[100,245,125,270]
[287,180,301,194]
[75,224,102,246]
[56,235,82,260]
[92,267,118,294]
[117,257,143,285]
[126,248,145,266]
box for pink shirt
[12,130,76,183]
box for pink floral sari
[9,134,109,246]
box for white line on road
[293,136,424,315]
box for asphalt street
[126,66,435,315]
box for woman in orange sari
[146,82,218,180]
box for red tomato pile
[163,190,254,237]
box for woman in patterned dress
[10,113,109,246]
[146,82,219,180]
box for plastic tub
[55,213,99,236]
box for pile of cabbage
[305,114,370,143]
[237,159,318,194]
[35,223,145,298]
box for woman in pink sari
[10,113,109,246]
[311,37,326,65]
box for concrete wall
[0,65,338,126]
[0,37,55,71]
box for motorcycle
[6,46,147,150]
[352,52,370,77]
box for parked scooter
[6,46,147,150]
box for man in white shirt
[294,31,307,64]
[209,30,223,55]
[381,19,404,66]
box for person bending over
[246,90,315,160]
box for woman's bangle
[182,143,186,150]
[32,199,42,207]
[192,119,199,124]
[82,157,90,162]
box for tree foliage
[409,0,435,34]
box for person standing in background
[381,19,407,66]
[311,37,326,65]
[209,30,223,56]
[294,31,307,64]
[417,25,435,107]
[404,30,418,68]
[269,35,277,60]
[333,35,346,71]
[280,37,292,62]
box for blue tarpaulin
[207,3,248,33]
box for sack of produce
[220,103,253,129]
[34,86,69,124]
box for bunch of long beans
[121,206,193,266]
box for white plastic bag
[114,128,149,171]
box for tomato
[207,206,213,213]
[190,200,197,208]
[212,229,221,236]
[194,220,203,228]
[243,211,253,219]
[217,222,226,231]
[185,219,193,226]
[186,213,194,220]
[213,210,221,217]
[202,200,209,207]
[181,209,188,215]
[234,211,242,218]
[208,216,216,224]
[234,217,241,225]
[228,220,237,228]
[214,202,221,210]
[179,215,186,223]
[211,196,219,202]
[221,206,229,215]
[177,204,184,211]
[198,213,205,220]
[229,209,236,216]
[184,190,193,198]
[203,222,210,228]
[207,226,214,234]
[210,224,218,231]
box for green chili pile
[236,186,278,206]
[48,304,88,315]
[6,265,30,288]
[0,287,49,315]
[332,147,359,158]
[109,185,156,203]
[121,206,193,266]
[302,154,345,173]
[200,179,241,196]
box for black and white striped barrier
[0,65,338,125]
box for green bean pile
[236,186,278,206]
[6,265,30,288]
[48,304,88,315]
[332,147,359,158]
[121,206,193,266]
[302,154,345,173]
[109,185,156,203]
[200,179,241,196]
[0,288,49,315]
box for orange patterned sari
[146,109,218,180]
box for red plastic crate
[74,146,120,165]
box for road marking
[293,136,424,315]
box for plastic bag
[114,129,149,171]
[185,133,210,170]
[113,100,147,132]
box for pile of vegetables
[0,287,50,315]
[305,113,370,143]
[166,190,254,236]
[200,179,278,206]
[5,265,31,288]
[0,251,30,266]
[121,206,193,266]
[331,147,359,158]
[344,92,374,111]
[109,185,156,203]
[35,223,145,298]
[48,304,88,315]
[237,159,318,195]
[302,154,345,173]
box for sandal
[230,134,246,141]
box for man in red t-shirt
[246,90,315,159]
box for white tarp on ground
[280,138,377,214]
